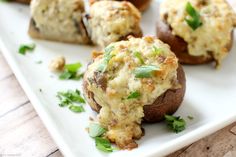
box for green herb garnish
[127,91,141,99]
[35,60,42,64]
[57,89,85,113]
[187,115,194,120]
[18,43,36,55]
[89,123,107,138]
[104,45,115,54]
[59,71,75,80]
[134,65,160,78]
[165,115,186,133]
[97,45,115,72]
[65,62,82,72]
[57,89,85,104]
[59,71,83,80]
[133,51,144,64]
[152,46,162,55]
[69,105,85,113]
[185,2,202,30]
[59,62,83,80]
[95,137,114,153]
[88,122,116,152]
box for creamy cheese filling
[86,37,179,149]
[161,0,236,66]
[31,0,87,42]
[88,1,141,47]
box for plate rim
[1,3,236,157]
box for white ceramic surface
[0,1,236,157]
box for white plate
[0,1,236,157]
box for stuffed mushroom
[89,0,152,12]
[157,0,236,67]
[83,36,186,149]
[85,1,142,48]
[28,0,90,44]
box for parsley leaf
[65,62,82,73]
[35,60,42,64]
[134,65,160,78]
[18,43,36,55]
[95,137,114,153]
[57,89,85,104]
[104,45,115,54]
[59,62,83,80]
[56,89,85,113]
[187,115,194,120]
[97,45,115,72]
[127,91,141,99]
[69,105,85,113]
[89,123,107,138]
[185,2,202,30]
[152,46,162,55]
[59,71,75,80]
[165,115,186,133]
[133,51,144,64]
[88,122,116,152]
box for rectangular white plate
[1,1,236,157]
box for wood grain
[0,53,63,157]
[168,123,236,157]
[0,54,12,80]
[0,76,28,116]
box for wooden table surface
[1,1,236,156]
[1,55,236,157]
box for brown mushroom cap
[156,20,213,64]
[156,19,234,65]
[143,65,186,122]
[127,0,152,12]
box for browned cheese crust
[83,64,186,123]
[28,18,91,44]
